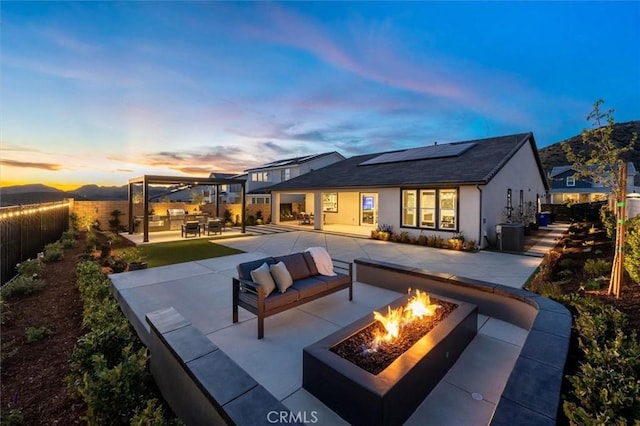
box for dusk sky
[1,1,639,190]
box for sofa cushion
[238,257,275,281]
[249,262,276,297]
[313,273,351,290]
[302,252,319,276]
[273,253,311,281]
[291,277,328,299]
[270,262,294,293]
[264,288,300,311]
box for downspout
[476,184,484,249]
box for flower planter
[127,262,148,271]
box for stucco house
[244,152,346,208]
[267,132,548,249]
[547,162,638,204]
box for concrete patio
[110,225,566,425]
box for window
[566,176,575,187]
[252,172,269,182]
[250,196,270,204]
[439,189,457,229]
[420,190,436,228]
[281,168,291,181]
[322,193,338,212]
[506,188,513,219]
[402,188,457,230]
[402,190,417,227]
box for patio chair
[182,221,201,238]
[207,220,223,235]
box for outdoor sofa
[232,250,353,339]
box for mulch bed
[331,299,457,375]
[1,235,87,425]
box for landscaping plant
[68,260,180,425]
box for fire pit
[303,291,477,426]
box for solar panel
[359,142,476,166]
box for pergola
[127,174,247,242]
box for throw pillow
[250,262,276,297]
[270,261,294,293]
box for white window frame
[401,190,417,227]
[402,188,458,231]
[566,176,575,187]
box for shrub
[61,229,76,241]
[131,399,181,426]
[557,269,573,280]
[69,212,80,231]
[600,206,616,241]
[0,407,23,426]
[43,242,64,262]
[87,230,100,252]
[25,326,53,343]
[583,259,612,277]
[0,275,45,299]
[61,237,77,249]
[417,234,427,245]
[463,240,477,251]
[558,294,640,424]
[536,282,562,298]
[558,258,575,269]
[583,277,606,291]
[398,231,410,243]
[625,224,640,284]
[77,345,152,426]
[16,258,43,277]
[108,257,128,273]
[70,259,178,425]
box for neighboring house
[244,152,346,207]
[547,162,638,204]
[205,172,245,204]
[267,132,548,249]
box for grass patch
[138,239,244,267]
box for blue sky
[2,1,639,189]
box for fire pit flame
[370,289,439,351]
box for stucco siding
[482,138,546,245]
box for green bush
[536,282,562,298]
[77,345,152,426]
[131,398,181,426]
[558,294,640,423]
[583,277,607,291]
[583,258,612,277]
[0,275,45,299]
[70,259,178,425]
[43,242,64,262]
[600,206,616,241]
[625,222,640,284]
[61,229,76,241]
[558,258,575,269]
[16,258,43,277]
[25,326,53,343]
[0,407,24,426]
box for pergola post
[241,181,246,234]
[143,178,149,243]
[128,182,134,234]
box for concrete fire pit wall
[145,307,296,426]
[353,258,572,426]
